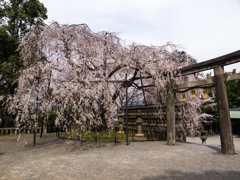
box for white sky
[40,0,240,74]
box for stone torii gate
[167,50,240,155]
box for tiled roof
[229,108,240,111]
[230,111,240,119]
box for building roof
[229,108,240,111]
[230,111,240,119]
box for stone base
[134,134,146,140]
[201,139,207,144]
[117,131,125,134]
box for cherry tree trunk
[214,66,235,154]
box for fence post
[115,136,116,143]
[80,130,83,146]
[95,136,97,143]
[167,79,175,145]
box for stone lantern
[135,117,145,138]
[200,130,208,144]
[117,118,125,134]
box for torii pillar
[167,80,175,145]
[214,66,235,154]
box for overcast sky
[40,0,240,74]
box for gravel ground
[0,133,240,180]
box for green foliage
[0,0,47,127]
[59,131,139,142]
[59,131,162,142]
[0,0,48,93]
[47,111,57,132]
[175,50,197,65]
[201,105,218,119]
[201,69,240,132]
[226,69,240,108]
[0,27,21,94]
[0,95,16,127]
[2,0,47,38]
[0,1,4,24]
[203,69,240,110]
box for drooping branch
[3,22,215,138]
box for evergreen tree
[226,69,240,108]
[0,0,47,127]
[0,0,47,94]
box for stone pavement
[0,134,240,180]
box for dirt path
[0,134,240,180]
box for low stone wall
[0,127,42,135]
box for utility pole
[125,74,129,145]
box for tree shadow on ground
[205,145,222,153]
[21,134,125,152]
[143,170,240,180]
[233,134,240,138]
[184,141,222,153]
[181,141,240,155]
